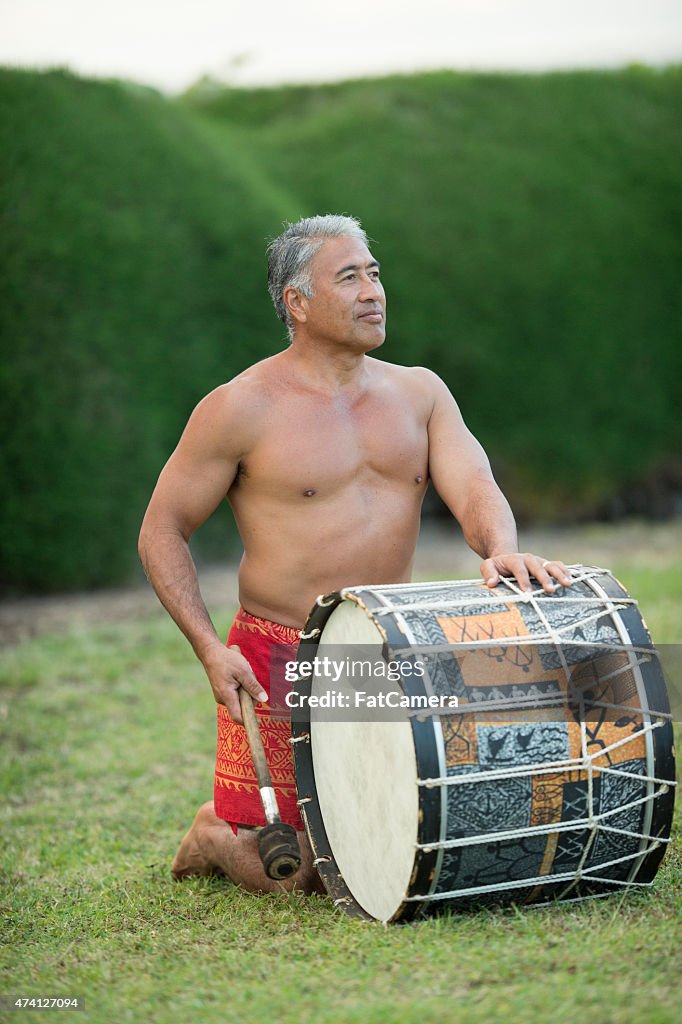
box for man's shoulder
[369,359,446,394]
[198,355,283,409]
[183,358,284,451]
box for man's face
[298,236,387,350]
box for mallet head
[257,821,302,880]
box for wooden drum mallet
[238,688,302,880]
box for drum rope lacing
[341,565,620,595]
[406,688,672,723]
[414,786,671,851]
[403,848,665,903]
[298,590,346,638]
[416,721,672,789]
[368,597,640,617]
[528,570,609,896]
[353,565,637,616]
[387,567,672,905]
[303,567,674,911]
[388,643,667,716]
[367,594,639,617]
[299,627,321,640]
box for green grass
[609,565,682,648]
[1,562,680,1023]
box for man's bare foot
[172,801,226,879]
[171,800,325,895]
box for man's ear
[283,286,308,325]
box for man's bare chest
[237,391,429,495]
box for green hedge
[1,67,680,591]
[0,70,298,590]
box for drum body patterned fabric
[292,567,675,922]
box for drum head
[310,600,419,922]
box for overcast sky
[2,0,681,93]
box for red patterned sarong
[213,608,302,829]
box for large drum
[291,567,675,922]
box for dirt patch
[0,566,238,647]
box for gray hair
[267,214,369,338]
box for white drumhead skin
[310,599,419,922]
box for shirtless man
[138,214,571,894]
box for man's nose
[359,275,383,301]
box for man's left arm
[422,369,572,593]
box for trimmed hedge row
[1,67,680,590]
[0,70,296,590]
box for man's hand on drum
[481,553,573,594]
[199,641,268,724]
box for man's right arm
[138,385,267,723]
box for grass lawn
[1,557,680,1023]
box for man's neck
[284,337,370,393]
